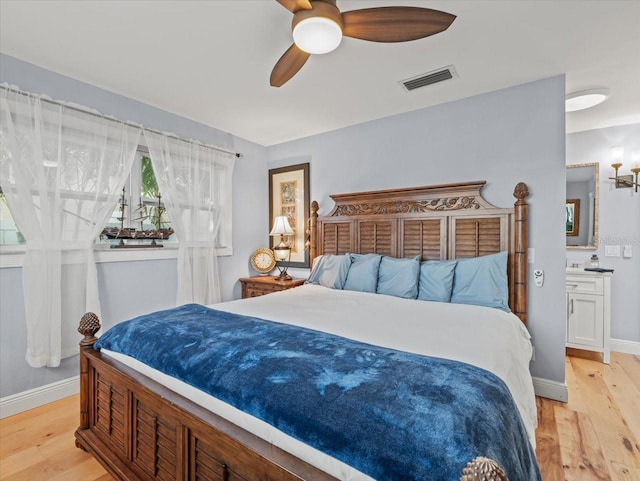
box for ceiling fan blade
[342,7,456,42]
[276,0,312,13]
[270,44,311,87]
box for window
[0,188,25,245]
[1,147,233,255]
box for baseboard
[610,338,640,355]
[532,376,568,402]
[0,375,79,419]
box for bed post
[308,200,319,269]
[513,183,529,325]
[77,312,100,432]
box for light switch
[527,248,535,264]
[623,245,632,258]
[604,245,621,257]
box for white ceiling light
[565,88,610,112]
[293,17,342,55]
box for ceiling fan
[270,0,456,87]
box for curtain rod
[0,84,242,158]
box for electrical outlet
[531,346,535,361]
[623,245,632,258]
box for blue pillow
[450,251,510,311]
[377,255,421,299]
[343,254,382,293]
[306,254,352,289]
[418,260,457,302]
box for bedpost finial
[460,456,509,481]
[311,200,319,215]
[513,182,529,201]
[78,312,101,339]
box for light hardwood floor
[0,351,638,481]
[536,350,640,481]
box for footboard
[76,314,510,481]
[75,313,337,481]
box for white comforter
[103,284,537,481]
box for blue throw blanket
[96,304,540,481]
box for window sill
[0,245,232,268]
[0,246,26,268]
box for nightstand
[240,276,305,299]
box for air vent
[400,65,457,92]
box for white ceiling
[1,0,639,147]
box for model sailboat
[101,188,174,247]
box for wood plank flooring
[0,350,638,481]
[0,395,112,481]
[536,350,640,481]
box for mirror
[566,162,598,249]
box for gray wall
[566,124,640,342]
[0,52,568,398]
[0,260,179,395]
[267,76,568,384]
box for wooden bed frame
[309,180,529,325]
[75,181,529,481]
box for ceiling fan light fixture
[293,17,342,54]
[272,0,456,87]
[565,88,610,112]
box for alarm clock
[250,247,277,274]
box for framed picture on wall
[269,163,310,268]
[566,198,580,236]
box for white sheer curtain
[0,86,141,367]
[143,130,235,305]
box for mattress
[102,284,537,480]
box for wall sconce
[609,146,640,192]
[269,215,294,280]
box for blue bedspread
[95,304,540,481]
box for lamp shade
[270,216,294,236]
[611,146,624,163]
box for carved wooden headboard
[308,181,530,325]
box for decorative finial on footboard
[460,456,509,481]
[78,312,101,432]
[78,312,100,348]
